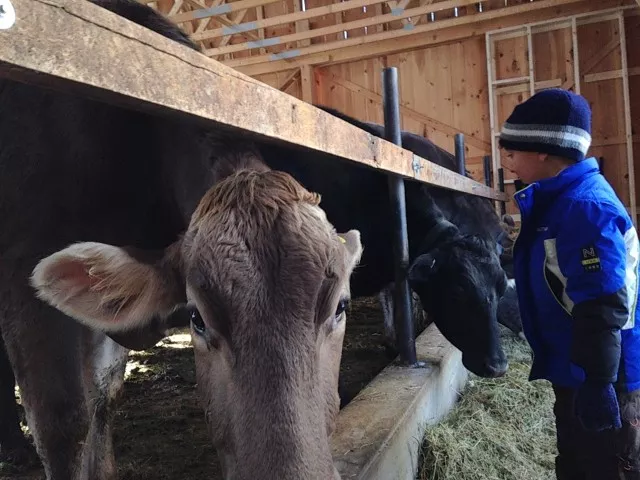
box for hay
[418,330,557,480]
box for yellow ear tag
[338,236,346,244]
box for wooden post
[571,16,581,94]
[527,25,535,94]
[485,32,501,211]
[300,65,315,103]
[619,12,637,225]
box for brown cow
[31,168,362,479]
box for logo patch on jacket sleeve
[580,245,601,272]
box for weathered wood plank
[0,0,507,201]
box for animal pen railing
[0,0,508,365]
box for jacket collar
[513,157,600,222]
[514,156,600,199]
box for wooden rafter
[194,0,224,34]
[206,0,474,56]
[225,0,589,69]
[278,68,300,92]
[561,34,621,90]
[171,0,279,24]
[216,8,251,51]
[191,0,385,42]
[234,0,632,76]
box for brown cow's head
[30,169,362,480]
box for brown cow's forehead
[180,170,351,332]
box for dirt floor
[1,296,395,480]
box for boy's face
[501,149,550,184]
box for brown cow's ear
[30,241,186,335]
[338,230,363,272]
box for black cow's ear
[407,253,438,285]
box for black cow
[259,108,511,378]
[300,107,523,342]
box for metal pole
[454,133,466,176]
[382,67,417,366]
[483,155,492,187]
[498,167,506,216]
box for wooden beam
[619,12,636,224]
[216,9,251,51]
[170,0,280,24]
[233,0,631,76]
[180,0,263,48]
[206,0,481,57]
[591,134,640,147]
[495,78,563,95]
[300,65,314,103]
[278,68,300,92]
[191,0,386,42]
[193,0,225,34]
[320,71,490,151]
[0,0,507,202]
[225,0,588,69]
[293,0,311,49]
[562,34,620,90]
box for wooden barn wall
[491,11,639,221]
[254,37,491,177]
[628,13,640,216]
[254,8,639,220]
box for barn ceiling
[143,0,635,74]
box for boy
[499,88,640,480]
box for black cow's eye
[190,308,206,335]
[335,298,350,318]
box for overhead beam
[0,0,506,201]
[232,0,632,76]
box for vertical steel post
[483,155,492,187]
[454,133,466,176]
[382,67,417,366]
[498,167,506,216]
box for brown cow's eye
[190,308,206,335]
[335,298,349,318]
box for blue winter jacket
[513,157,640,392]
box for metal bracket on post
[454,133,466,176]
[483,155,492,187]
[498,167,506,217]
[382,67,419,367]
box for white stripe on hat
[500,123,591,155]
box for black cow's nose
[486,359,509,378]
[463,355,509,378]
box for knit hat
[498,88,592,162]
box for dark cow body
[260,106,523,342]
[0,1,266,476]
[259,108,511,378]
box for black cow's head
[407,196,509,378]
